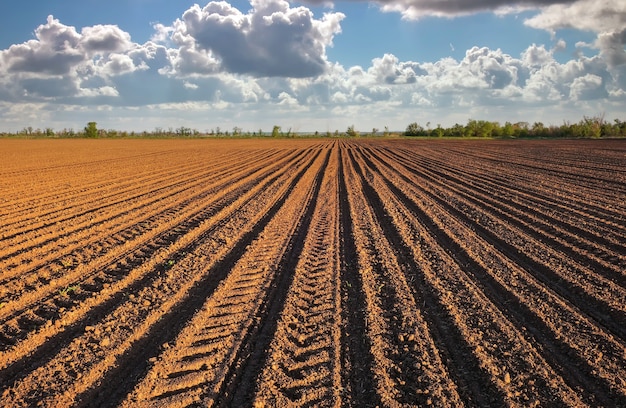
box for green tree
[433,124,444,138]
[272,125,281,138]
[582,115,602,138]
[477,120,494,138]
[465,119,478,137]
[513,122,529,138]
[176,126,191,137]
[405,122,424,136]
[502,122,515,138]
[84,122,98,138]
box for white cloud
[0,15,160,102]
[79,86,120,98]
[277,91,299,106]
[553,38,567,53]
[595,30,626,68]
[524,0,626,68]
[1,16,83,76]
[368,54,422,84]
[183,80,199,90]
[0,0,624,132]
[521,43,552,67]
[80,24,133,55]
[524,0,626,33]
[569,73,605,100]
[158,0,345,78]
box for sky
[0,0,624,133]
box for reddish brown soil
[0,138,625,407]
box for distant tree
[513,122,529,138]
[582,115,602,138]
[477,120,494,138]
[405,122,425,136]
[465,119,494,137]
[433,124,444,138]
[449,123,464,137]
[502,121,515,138]
[272,125,281,138]
[346,125,358,137]
[176,126,192,137]
[84,122,98,138]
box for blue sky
[0,0,624,132]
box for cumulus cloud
[0,16,165,102]
[523,0,626,67]
[524,0,625,33]
[80,24,133,55]
[595,29,626,68]
[289,42,621,114]
[369,54,423,84]
[1,16,83,76]
[569,73,606,100]
[312,0,626,74]
[552,39,567,53]
[0,0,624,130]
[0,16,139,77]
[158,0,345,78]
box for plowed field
[1,138,625,407]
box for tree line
[403,116,626,139]
[1,115,625,139]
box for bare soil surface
[1,138,625,407]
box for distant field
[1,138,625,407]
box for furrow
[0,149,234,236]
[0,148,266,259]
[349,143,589,406]
[0,150,305,352]
[2,138,624,408]
[118,147,330,408]
[0,148,289,287]
[0,148,315,401]
[0,148,180,214]
[376,147,626,322]
[342,146,464,407]
[335,143,380,407]
[361,144,626,405]
[253,146,342,407]
[392,144,626,240]
[386,146,626,270]
[221,147,333,407]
